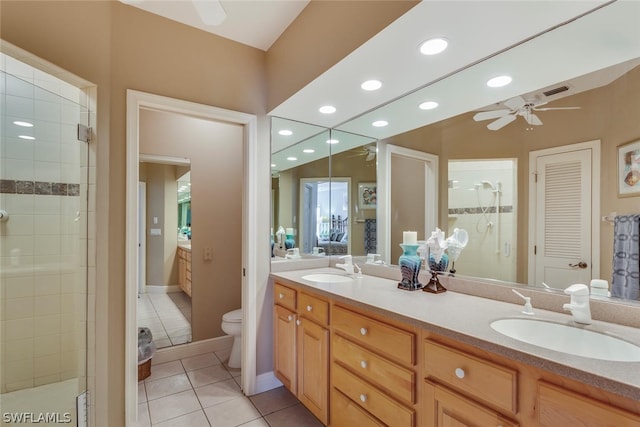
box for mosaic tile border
[0,179,80,196]
[449,205,513,215]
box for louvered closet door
[534,149,592,289]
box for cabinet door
[297,317,329,425]
[424,380,518,427]
[274,305,297,393]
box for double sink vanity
[270,261,640,427]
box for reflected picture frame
[617,139,640,197]
[358,182,377,210]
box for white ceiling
[119,0,309,51]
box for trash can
[138,327,156,381]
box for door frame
[377,142,438,264]
[125,90,259,425]
[527,139,601,286]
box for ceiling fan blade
[533,106,581,111]
[504,96,526,111]
[487,114,517,131]
[193,0,227,26]
[473,109,510,121]
[526,113,543,126]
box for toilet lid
[223,309,242,322]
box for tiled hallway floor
[138,292,192,348]
[137,348,322,427]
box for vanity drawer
[333,333,415,403]
[332,305,415,366]
[332,362,415,427]
[424,339,517,414]
[274,283,296,311]
[298,292,329,326]
[331,388,384,427]
[537,381,640,427]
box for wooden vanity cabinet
[273,282,329,425]
[331,304,418,427]
[177,247,192,297]
[272,279,640,427]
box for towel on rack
[364,219,377,254]
[611,214,640,300]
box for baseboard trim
[145,285,182,294]
[252,371,283,395]
[152,336,233,365]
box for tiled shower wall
[0,53,89,393]
[448,159,517,282]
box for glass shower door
[0,53,89,425]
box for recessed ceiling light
[18,135,35,140]
[271,163,276,168]
[278,129,293,136]
[286,156,297,161]
[486,75,512,88]
[361,80,382,91]
[326,139,339,144]
[372,120,388,127]
[13,120,33,127]
[319,105,336,114]
[303,149,315,153]
[419,38,448,55]
[419,101,439,110]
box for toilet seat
[223,309,242,323]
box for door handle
[569,262,588,269]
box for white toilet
[221,308,242,368]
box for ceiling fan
[473,96,580,131]
[348,144,377,162]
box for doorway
[125,90,259,425]
[377,142,438,264]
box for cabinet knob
[279,293,284,299]
[287,315,292,322]
[359,394,367,403]
[455,368,465,379]
[296,320,301,326]
[306,305,313,312]
[360,360,368,369]
[360,327,368,336]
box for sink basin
[490,318,640,362]
[301,273,353,283]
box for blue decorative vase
[285,238,295,249]
[398,244,422,291]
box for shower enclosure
[0,50,90,425]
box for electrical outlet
[203,247,213,261]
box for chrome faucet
[336,255,354,275]
[562,284,592,324]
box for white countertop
[271,267,640,401]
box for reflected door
[532,147,593,289]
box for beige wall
[384,66,640,284]
[1,1,266,424]
[266,0,418,110]
[140,109,243,340]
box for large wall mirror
[270,117,376,259]
[270,2,640,306]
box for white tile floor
[137,349,322,427]
[138,292,192,348]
